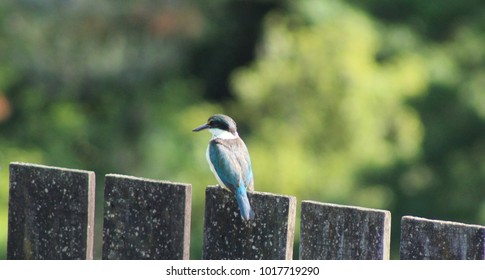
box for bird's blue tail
[235,187,254,221]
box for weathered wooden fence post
[400,216,485,260]
[7,162,95,260]
[202,186,296,260]
[102,174,192,260]
[299,201,391,260]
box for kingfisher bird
[193,114,255,221]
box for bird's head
[192,114,238,139]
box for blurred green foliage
[233,2,426,204]
[1,0,485,259]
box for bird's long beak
[192,123,210,132]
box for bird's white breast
[209,128,238,140]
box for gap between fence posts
[299,200,391,260]
[7,162,95,260]
[202,185,296,260]
[400,216,485,260]
[102,174,192,260]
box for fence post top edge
[105,173,192,187]
[10,161,94,175]
[301,200,391,215]
[206,185,296,200]
[402,215,485,229]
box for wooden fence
[6,162,485,260]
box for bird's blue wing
[209,138,253,193]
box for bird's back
[208,137,253,193]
